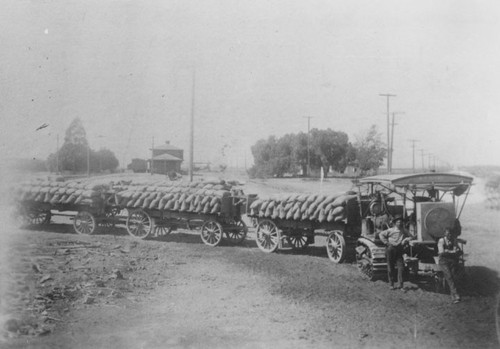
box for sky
[1,0,499,170]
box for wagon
[15,193,120,235]
[246,192,362,263]
[119,186,249,247]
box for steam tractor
[353,172,473,283]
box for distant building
[148,141,183,174]
[343,165,359,177]
[128,158,148,173]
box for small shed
[148,141,184,174]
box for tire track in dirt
[1,223,499,348]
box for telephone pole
[87,143,90,177]
[189,68,195,182]
[390,112,404,172]
[151,136,154,175]
[379,93,396,173]
[56,134,59,175]
[408,139,419,173]
[303,116,313,177]
[419,149,426,171]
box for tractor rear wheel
[356,245,376,281]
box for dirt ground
[1,175,499,348]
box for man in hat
[379,215,412,290]
[437,227,462,303]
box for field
[0,172,499,348]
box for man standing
[379,215,411,290]
[437,228,462,303]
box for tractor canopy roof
[356,172,473,196]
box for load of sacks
[13,177,241,216]
[248,191,357,223]
[114,180,237,215]
[12,178,113,207]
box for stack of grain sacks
[114,180,237,215]
[247,191,357,223]
[13,178,112,207]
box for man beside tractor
[379,215,414,290]
[379,214,463,302]
[437,228,463,303]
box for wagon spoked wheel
[326,230,346,263]
[155,224,173,236]
[287,235,309,250]
[28,210,52,225]
[126,209,152,239]
[200,220,224,247]
[73,211,97,235]
[99,208,119,229]
[225,219,248,244]
[255,219,280,253]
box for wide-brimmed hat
[391,215,403,223]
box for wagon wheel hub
[225,220,248,245]
[255,219,280,253]
[200,221,223,247]
[326,231,346,263]
[73,211,96,235]
[126,209,152,239]
[286,235,309,250]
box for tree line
[26,118,384,178]
[46,118,119,174]
[248,125,385,178]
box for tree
[249,129,353,178]
[59,142,87,173]
[249,135,297,178]
[353,125,386,175]
[64,117,88,146]
[291,132,308,176]
[343,143,357,171]
[46,117,120,174]
[249,136,277,178]
[93,148,119,172]
[273,134,296,177]
[309,128,350,175]
[46,142,86,173]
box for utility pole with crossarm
[303,116,313,177]
[379,93,396,173]
[408,139,419,173]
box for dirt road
[1,208,499,349]
[1,176,499,348]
